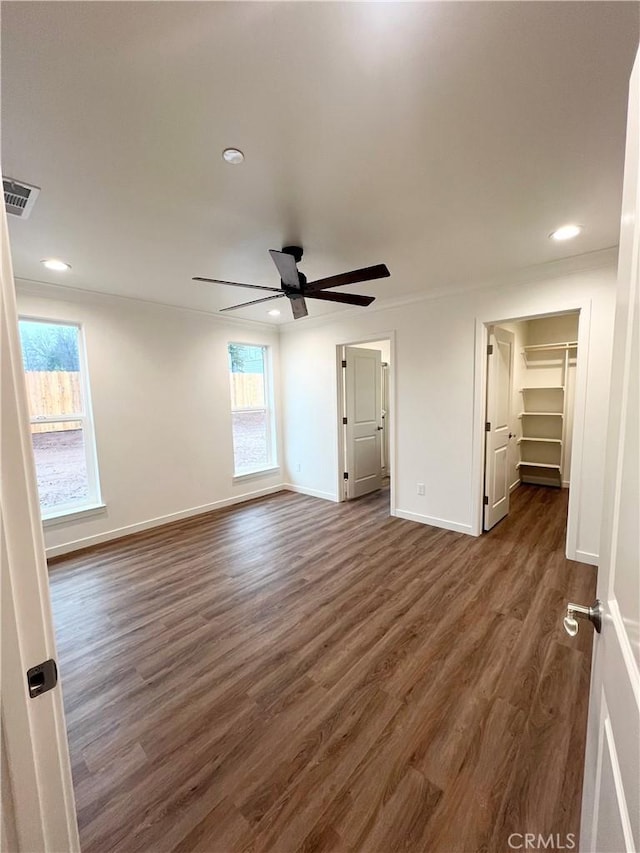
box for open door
[1,182,80,850]
[344,345,382,499]
[484,326,514,530]
[578,48,639,852]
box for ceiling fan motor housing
[282,245,303,263]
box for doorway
[336,335,395,512]
[481,311,582,545]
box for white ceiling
[2,2,638,325]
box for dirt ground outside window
[31,415,271,508]
[232,410,270,472]
[32,429,88,509]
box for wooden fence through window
[24,371,265,433]
[24,371,82,433]
[230,373,265,409]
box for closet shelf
[517,329,576,488]
[517,462,562,470]
[520,386,565,391]
[518,412,564,418]
[521,341,578,352]
[518,437,563,444]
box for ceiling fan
[193,246,390,320]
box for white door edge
[608,599,640,706]
[602,714,635,852]
[580,47,640,852]
[1,178,80,852]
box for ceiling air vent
[3,177,40,219]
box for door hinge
[483,496,489,506]
[485,421,491,432]
[343,472,349,480]
[341,359,347,368]
[27,658,58,699]
[342,417,347,425]
[487,344,493,355]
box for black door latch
[27,659,58,698]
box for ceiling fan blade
[306,264,390,292]
[305,291,375,307]
[269,250,301,289]
[193,277,282,293]
[219,294,285,312]
[289,295,308,319]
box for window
[18,319,102,518]
[228,343,276,476]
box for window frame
[227,342,278,478]
[18,315,103,521]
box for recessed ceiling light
[222,148,244,165]
[550,224,582,241]
[41,258,71,271]
[268,309,281,317]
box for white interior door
[344,346,382,499]
[484,326,514,530]
[579,48,639,853]
[1,181,80,851]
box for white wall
[280,255,617,562]
[16,284,284,556]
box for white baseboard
[509,479,521,494]
[45,484,286,558]
[283,484,339,502]
[574,550,599,566]
[394,508,473,535]
[562,480,570,489]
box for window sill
[233,466,281,484]
[42,502,107,527]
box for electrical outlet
[295,463,301,473]
[417,483,425,496]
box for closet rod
[521,341,578,352]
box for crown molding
[14,244,617,338]
[277,245,619,334]
[13,277,278,332]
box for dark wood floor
[49,485,596,853]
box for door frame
[335,331,397,515]
[472,304,592,562]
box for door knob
[563,599,603,636]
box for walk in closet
[516,314,579,487]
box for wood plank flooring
[48,485,596,853]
